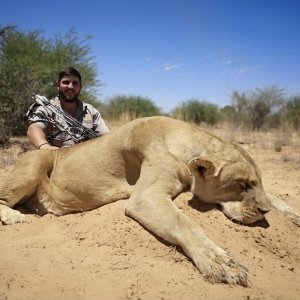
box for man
[27,67,110,150]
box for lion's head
[188,148,272,224]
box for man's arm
[89,105,110,136]
[27,123,59,150]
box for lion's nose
[257,207,270,215]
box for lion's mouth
[231,209,265,224]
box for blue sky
[1,0,299,112]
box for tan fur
[0,116,273,286]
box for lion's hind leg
[125,167,248,286]
[0,150,54,225]
[0,173,30,225]
[0,205,26,225]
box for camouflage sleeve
[26,103,49,129]
[93,111,110,136]
[85,104,110,136]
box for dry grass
[0,137,31,170]
[1,121,300,170]
[207,122,300,170]
[107,112,140,130]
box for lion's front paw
[207,254,248,286]
[193,248,248,286]
[0,206,26,225]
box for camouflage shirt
[27,96,110,147]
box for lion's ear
[187,157,216,178]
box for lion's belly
[32,173,133,216]
[25,195,102,216]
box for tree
[220,105,238,123]
[0,26,100,145]
[282,96,300,129]
[106,95,161,120]
[231,86,284,129]
[171,99,220,125]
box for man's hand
[39,143,59,150]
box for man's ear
[187,157,216,178]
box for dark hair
[58,67,82,84]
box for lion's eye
[239,182,250,191]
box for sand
[0,129,299,300]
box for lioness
[0,116,272,286]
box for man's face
[57,75,82,102]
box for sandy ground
[0,127,299,300]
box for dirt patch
[0,131,299,300]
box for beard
[59,90,80,103]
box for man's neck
[60,98,78,117]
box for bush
[282,96,300,130]
[106,95,161,120]
[171,99,220,125]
